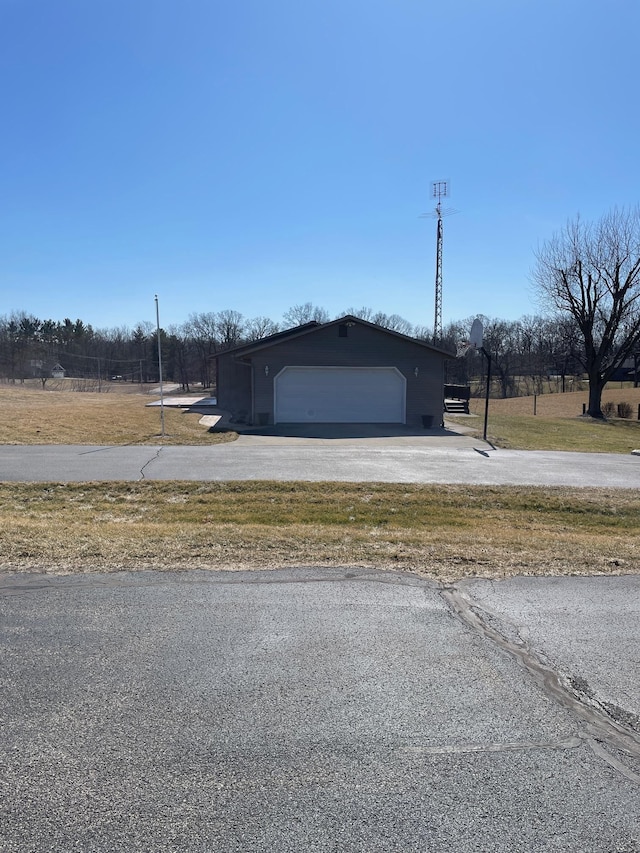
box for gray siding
[216,354,252,422]
[250,323,446,426]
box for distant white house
[51,364,66,379]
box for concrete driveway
[1,568,638,852]
[0,428,638,486]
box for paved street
[461,576,640,724]
[0,438,639,486]
[1,569,639,852]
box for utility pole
[155,295,165,438]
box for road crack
[140,447,163,480]
[441,584,640,783]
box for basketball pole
[480,346,491,442]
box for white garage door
[274,367,406,423]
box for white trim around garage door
[273,366,406,424]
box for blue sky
[2,0,639,332]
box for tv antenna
[420,180,457,344]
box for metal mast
[155,294,165,438]
[431,180,448,344]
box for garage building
[215,315,451,427]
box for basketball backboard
[469,318,483,349]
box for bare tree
[245,316,279,341]
[167,325,194,391]
[481,317,520,398]
[440,319,468,384]
[384,314,414,335]
[369,311,413,335]
[282,303,329,326]
[216,310,245,347]
[413,325,432,342]
[533,208,640,418]
[343,307,414,336]
[186,312,219,387]
[517,314,548,393]
[342,306,375,321]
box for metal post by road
[480,347,491,442]
[155,295,165,438]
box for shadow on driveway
[228,421,484,448]
[234,422,475,440]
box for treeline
[0,302,585,396]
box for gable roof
[216,315,453,359]
[215,321,321,358]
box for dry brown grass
[1,482,638,581]
[2,383,639,581]
[3,380,639,451]
[0,382,236,446]
[447,387,640,452]
[471,385,640,418]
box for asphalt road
[1,568,639,852]
[462,576,640,724]
[1,440,639,486]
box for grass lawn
[447,386,640,453]
[0,381,236,446]
[1,481,638,580]
[0,381,638,580]
[454,411,640,453]
[2,379,639,452]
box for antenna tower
[420,181,457,344]
[431,180,448,343]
